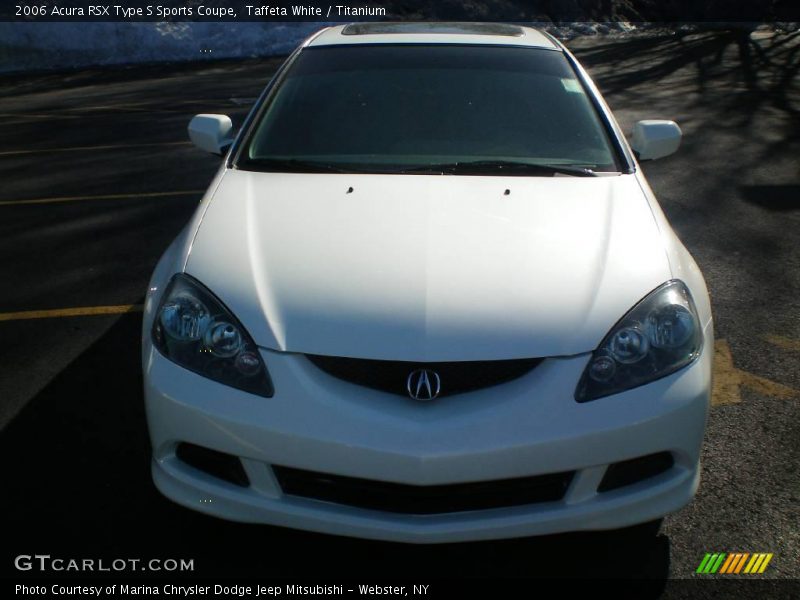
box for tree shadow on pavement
[0,313,670,587]
[741,184,800,211]
[575,29,800,158]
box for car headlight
[575,280,702,402]
[152,273,274,397]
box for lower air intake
[273,466,574,514]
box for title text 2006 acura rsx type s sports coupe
[142,23,713,543]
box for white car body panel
[308,26,558,50]
[143,322,712,542]
[184,171,672,361]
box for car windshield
[238,44,620,175]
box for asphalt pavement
[0,30,798,592]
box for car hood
[185,170,671,361]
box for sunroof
[341,22,525,37]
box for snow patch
[0,22,324,73]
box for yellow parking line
[713,339,799,405]
[0,112,82,120]
[60,100,234,111]
[0,304,143,322]
[764,334,800,352]
[0,141,191,157]
[0,190,204,207]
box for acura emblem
[406,369,441,401]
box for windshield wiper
[398,160,597,177]
[242,158,598,177]
[243,158,353,174]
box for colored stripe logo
[696,553,773,574]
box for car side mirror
[188,114,234,155]
[631,120,682,161]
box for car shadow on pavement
[0,313,670,587]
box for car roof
[307,22,559,50]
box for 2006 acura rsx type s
[142,23,713,542]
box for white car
[143,22,713,543]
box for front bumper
[144,325,712,543]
